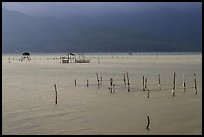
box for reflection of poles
[113,84,115,93]
[100,77,103,85]
[183,74,186,92]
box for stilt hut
[61,53,76,63]
[21,52,31,61]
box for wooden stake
[127,72,130,92]
[147,90,150,98]
[158,74,161,90]
[194,73,197,94]
[123,72,126,86]
[54,84,58,104]
[146,116,150,130]
[96,73,100,88]
[145,78,147,90]
[143,76,145,91]
[173,72,176,90]
[172,72,176,97]
[74,79,76,86]
[87,79,89,87]
[68,53,69,63]
[110,78,113,93]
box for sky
[2,2,202,17]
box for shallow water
[2,53,202,135]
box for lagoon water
[2,52,202,135]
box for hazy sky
[2,2,202,17]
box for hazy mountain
[2,8,202,53]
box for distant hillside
[2,8,202,53]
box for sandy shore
[2,53,202,135]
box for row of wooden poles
[54,72,198,104]
[74,72,198,95]
[54,73,198,131]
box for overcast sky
[2,2,202,17]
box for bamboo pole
[147,90,150,98]
[74,79,76,86]
[110,77,113,93]
[173,72,176,90]
[96,73,100,88]
[143,76,145,91]
[127,72,130,92]
[158,74,161,90]
[145,78,147,91]
[172,72,176,97]
[194,73,197,95]
[68,53,69,63]
[87,79,89,87]
[113,84,115,93]
[146,116,150,130]
[54,84,58,104]
[123,72,126,86]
